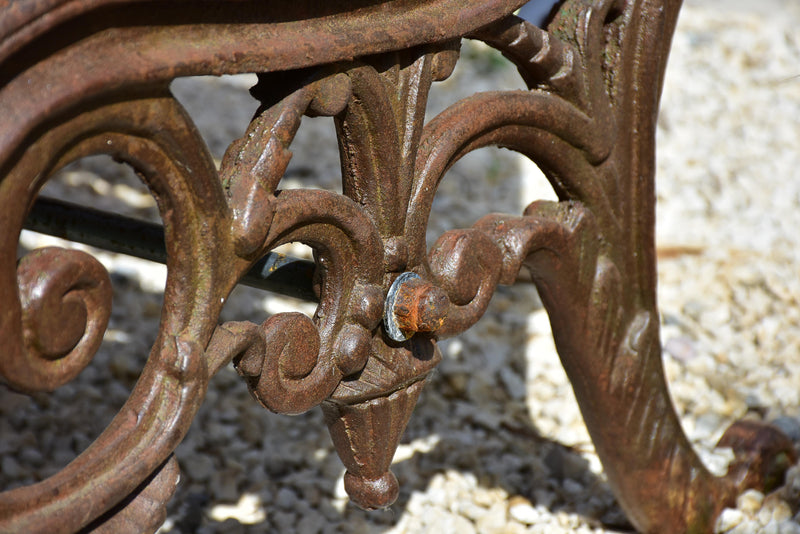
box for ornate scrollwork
[2,0,546,529]
[0,86,233,532]
[3,247,112,393]
[214,71,386,414]
[1,0,795,531]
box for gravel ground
[3,2,800,533]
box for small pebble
[737,489,765,515]
[562,478,584,496]
[664,336,698,363]
[769,500,793,523]
[296,511,326,534]
[770,415,800,442]
[276,487,298,510]
[716,508,744,532]
[1,456,22,479]
[509,499,540,525]
[475,502,508,531]
[271,511,297,532]
[182,454,215,482]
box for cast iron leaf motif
[460,3,797,532]
[0,0,795,531]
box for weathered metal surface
[0,0,795,532]
[383,272,449,341]
[12,246,112,392]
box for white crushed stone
[2,1,799,533]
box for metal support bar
[24,197,318,301]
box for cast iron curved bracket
[0,0,795,532]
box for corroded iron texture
[0,0,795,533]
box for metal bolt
[383,272,449,342]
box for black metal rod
[24,197,318,301]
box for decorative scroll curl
[200,64,399,416]
[3,247,112,393]
[217,188,386,415]
[427,229,503,338]
[0,88,232,533]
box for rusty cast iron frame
[0,0,796,532]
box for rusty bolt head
[393,280,448,332]
[383,272,449,342]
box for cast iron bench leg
[0,1,794,532]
